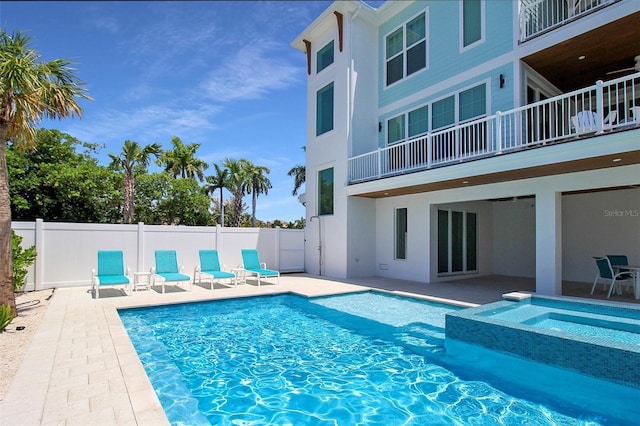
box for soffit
[522,12,640,92]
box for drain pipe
[310,215,322,275]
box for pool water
[119,292,634,425]
[482,301,640,346]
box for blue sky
[0,1,383,223]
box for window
[431,83,486,129]
[431,96,455,130]
[318,167,334,215]
[462,0,483,48]
[459,84,486,121]
[438,209,477,274]
[387,105,428,145]
[395,208,407,260]
[385,11,427,86]
[317,41,334,73]
[408,105,428,137]
[316,82,334,136]
[387,115,405,144]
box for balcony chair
[194,250,236,289]
[240,249,280,286]
[591,256,634,298]
[92,250,131,299]
[151,250,191,294]
[571,110,617,134]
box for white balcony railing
[519,0,617,41]
[348,72,640,184]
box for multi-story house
[292,0,640,296]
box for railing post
[377,147,382,179]
[495,111,502,154]
[595,80,604,134]
[427,132,432,168]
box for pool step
[395,323,446,355]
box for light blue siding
[378,0,514,108]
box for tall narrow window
[385,28,404,86]
[385,11,427,86]
[317,40,334,73]
[459,83,486,121]
[431,96,455,130]
[408,105,428,137]
[438,209,477,274]
[318,167,334,215]
[462,0,482,48]
[316,82,334,136]
[395,208,407,260]
[387,115,405,144]
[406,13,426,76]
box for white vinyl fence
[11,219,305,291]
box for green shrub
[0,304,16,332]
[11,230,37,293]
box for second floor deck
[348,73,640,185]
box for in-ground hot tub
[445,293,640,388]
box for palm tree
[287,164,305,196]
[157,136,208,181]
[0,30,91,314]
[222,158,249,227]
[205,163,229,226]
[288,146,306,196]
[244,160,272,227]
[108,140,162,224]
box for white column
[535,190,562,295]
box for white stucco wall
[493,198,536,278]
[563,188,640,283]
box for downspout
[310,215,322,275]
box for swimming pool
[119,291,639,425]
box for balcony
[348,72,640,185]
[519,0,618,41]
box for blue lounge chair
[152,250,191,294]
[195,250,236,289]
[92,250,131,299]
[241,249,279,286]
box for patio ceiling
[522,12,640,92]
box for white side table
[133,272,152,291]
[231,268,246,286]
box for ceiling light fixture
[578,55,586,60]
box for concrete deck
[1,273,637,425]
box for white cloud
[58,103,220,151]
[201,43,300,103]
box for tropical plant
[8,129,121,223]
[109,140,162,223]
[206,163,229,226]
[0,303,15,332]
[11,229,36,292]
[157,136,208,181]
[287,146,306,196]
[222,158,249,227]
[244,160,271,227]
[0,30,91,315]
[287,164,305,196]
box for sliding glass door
[438,209,477,275]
